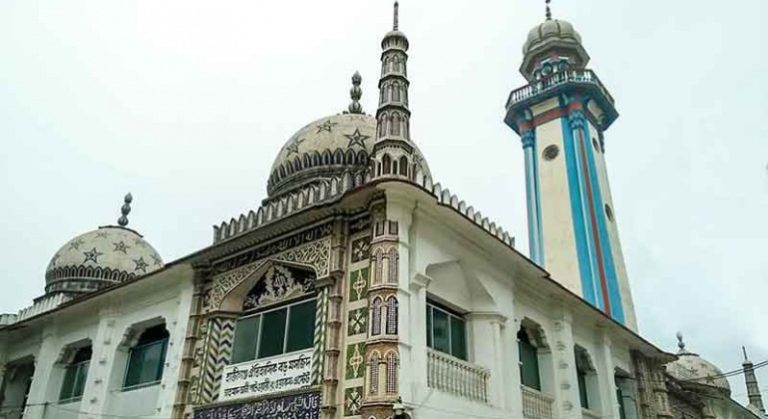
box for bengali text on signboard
[219,349,313,401]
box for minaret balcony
[505,69,618,132]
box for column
[23,327,58,419]
[81,309,120,416]
[549,311,580,418]
[596,329,619,417]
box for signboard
[195,391,321,419]
[219,350,313,401]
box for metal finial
[348,71,363,114]
[393,1,399,30]
[118,193,132,227]
[676,331,685,351]
[743,346,750,362]
[545,0,552,20]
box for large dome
[267,113,377,197]
[45,226,163,295]
[666,333,731,396]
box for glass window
[231,298,317,363]
[575,348,592,409]
[231,316,260,364]
[426,302,466,360]
[518,329,541,390]
[124,326,168,389]
[59,346,91,402]
[286,300,315,352]
[258,309,287,359]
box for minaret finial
[393,1,399,30]
[676,331,685,351]
[545,0,552,20]
[348,71,363,114]
[118,193,132,227]
[743,346,750,362]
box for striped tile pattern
[198,316,236,404]
[311,287,329,385]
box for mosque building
[0,2,764,419]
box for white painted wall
[0,264,194,419]
[385,187,643,419]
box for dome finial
[676,331,686,351]
[393,1,399,30]
[118,193,132,227]
[545,0,552,20]
[348,71,363,114]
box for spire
[742,346,766,415]
[393,1,399,30]
[118,193,132,227]
[545,0,552,20]
[348,71,363,114]
[370,0,429,181]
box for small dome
[46,226,163,295]
[267,113,377,197]
[523,19,582,55]
[666,333,731,396]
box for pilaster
[23,326,58,419]
[548,311,580,418]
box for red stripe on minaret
[576,128,611,315]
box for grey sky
[1,0,766,403]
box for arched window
[373,249,384,284]
[399,157,408,177]
[575,346,600,410]
[385,352,398,394]
[59,346,92,402]
[387,84,394,103]
[382,155,391,175]
[387,248,398,283]
[517,328,541,391]
[231,265,317,364]
[393,82,401,102]
[368,352,380,395]
[382,57,390,76]
[124,325,169,389]
[386,297,398,334]
[391,113,400,136]
[371,297,382,336]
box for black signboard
[195,391,321,419]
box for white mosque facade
[0,4,764,419]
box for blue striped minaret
[504,13,637,330]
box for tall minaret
[504,2,637,329]
[743,347,766,417]
[371,2,430,182]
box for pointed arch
[385,351,398,394]
[368,351,381,395]
[392,112,401,136]
[333,149,344,165]
[382,154,392,175]
[386,296,398,334]
[398,156,408,177]
[387,248,399,283]
[393,81,401,102]
[371,297,383,336]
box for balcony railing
[506,69,615,109]
[427,349,490,403]
[521,385,554,419]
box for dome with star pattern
[666,333,731,396]
[267,113,377,198]
[45,226,163,296]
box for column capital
[521,129,536,149]
[567,110,587,129]
[409,273,432,290]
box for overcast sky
[1,0,766,404]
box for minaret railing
[506,69,614,108]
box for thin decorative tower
[504,1,637,329]
[743,347,766,417]
[371,1,430,182]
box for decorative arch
[368,351,381,395]
[373,249,384,283]
[385,296,398,335]
[387,248,398,283]
[371,297,383,336]
[382,154,392,175]
[385,351,398,394]
[398,156,408,177]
